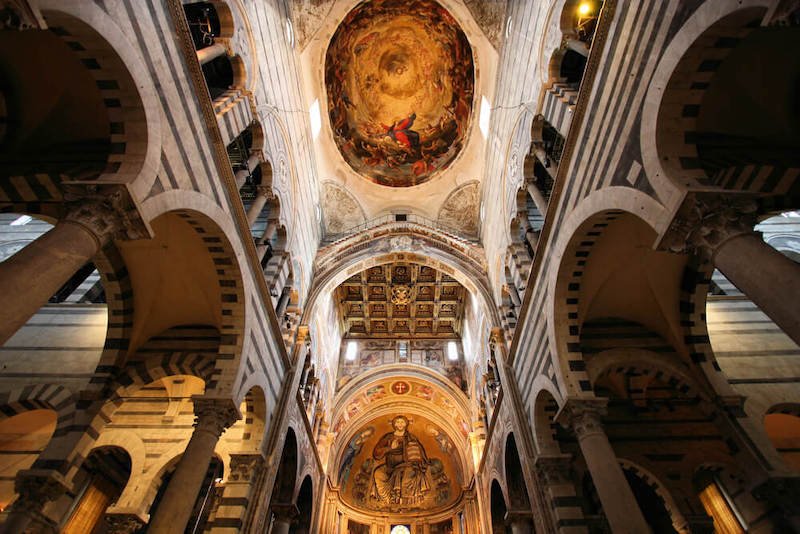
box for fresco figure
[370,415,430,505]
[339,426,375,487]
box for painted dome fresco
[325,0,475,187]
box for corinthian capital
[228,453,265,483]
[555,398,607,440]
[660,193,759,261]
[12,469,69,515]
[192,396,241,437]
[63,186,149,245]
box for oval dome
[325,0,475,187]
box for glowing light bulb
[578,2,592,16]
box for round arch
[35,0,162,200]
[304,229,501,331]
[641,0,775,207]
[547,188,671,395]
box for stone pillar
[565,38,590,56]
[662,194,800,346]
[526,182,548,216]
[197,42,226,65]
[257,220,279,257]
[270,503,299,534]
[556,399,648,533]
[2,470,69,534]
[234,154,262,189]
[534,454,582,533]
[148,397,239,533]
[0,200,127,346]
[276,285,292,317]
[714,233,800,345]
[506,511,533,534]
[213,454,265,531]
[247,187,272,227]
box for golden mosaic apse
[337,414,463,513]
[325,0,475,187]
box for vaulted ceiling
[335,262,466,338]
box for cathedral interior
[0,0,800,532]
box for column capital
[192,396,241,437]
[104,512,146,534]
[271,502,300,523]
[295,325,310,346]
[534,454,573,486]
[255,185,273,199]
[228,453,265,483]
[12,469,69,514]
[555,398,608,439]
[659,193,759,261]
[63,187,148,245]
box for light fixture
[578,2,592,16]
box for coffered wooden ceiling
[335,262,465,338]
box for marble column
[148,397,239,533]
[663,194,800,346]
[247,186,272,227]
[526,182,548,216]
[1,470,69,534]
[565,38,590,56]
[714,232,800,346]
[257,220,279,258]
[196,42,226,65]
[270,503,299,534]
[505,510,533,534]
[215,454,265,530]
[235,154,262,189]
[0,201,121,346]
[556,399,648,533]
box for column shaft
[247,193,269,227]
[576,426,648,533]
[509,521,532,534]
[148,398,238,533]
[197,43,226,65]
[526,183,548,216]
[147,427,219,533]
[0,221,100,346]
[714,233,800,346]
[271,519,290,534]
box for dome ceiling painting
[325,0,475,187]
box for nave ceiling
[295,0,499,234]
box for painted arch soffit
[332,370,471,438]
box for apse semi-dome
[325,0,475,187]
